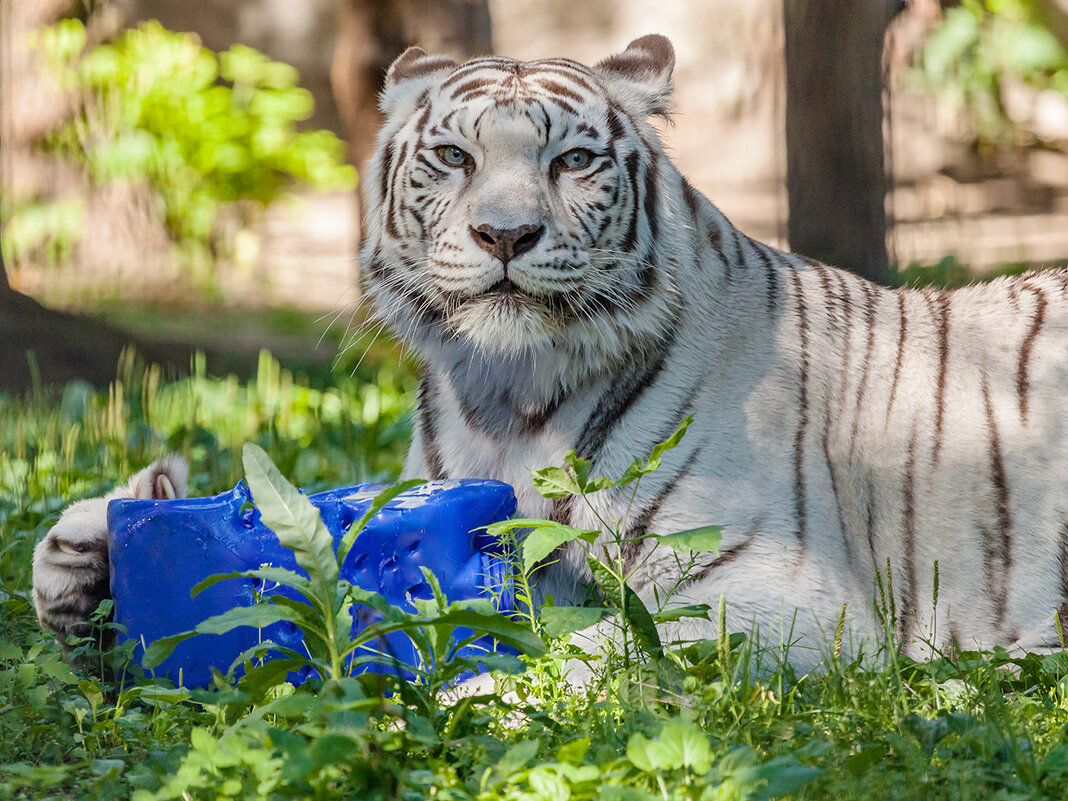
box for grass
[3,339,1068,799]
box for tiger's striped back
[361,34,1068,669]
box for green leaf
[190,566,313,601]
[522,522,600,574]
[223,641,306,681]
[626,721,712,774]
[557,737,591,766]
[616,458,647,487]
[586,558,661,655]
[483,740,540,791]
[616,416,694,485]
[539,605,608,638]
[194,603,307,636]
[656,720,713,774]
[755,758,822,799]
[420,566,448,613]
[242,442,337,595]
[345,608,546,659]
[338,478,424,564]
[423,609,547,657]
[530,465,581,498]
[652,604,711,624]
[346,584,405,622]
[142,631,194,670]
[647,415,693,468]
[563,451,613,494]
[626,733,658,773]
[651,525,722,554]
[564,450,591,486]
[843,744,886,778]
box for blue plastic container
[107,479,517,687]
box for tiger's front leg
[32,455,189,654]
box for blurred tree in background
[331,0,492,169]
[914,0,1068,148]
[5,17,355,280]
[783,0,903,284]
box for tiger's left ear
[594,34,675,118]
[379,47,458,116]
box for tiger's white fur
[33,36,1068,675]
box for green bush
[6,18,355,269]
[913,0,1068,146]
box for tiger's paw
[32,455,189,651]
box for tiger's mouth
[486,278,527,299]
[445,280,560,352]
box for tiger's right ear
[380,47,458,116]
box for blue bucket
[107,479,517,687]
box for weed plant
[3,354,1068,799]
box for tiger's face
[362,36,679,361]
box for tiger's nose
[470,223,544,265]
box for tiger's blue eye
[435,146,471,167]
[557,148,594,171]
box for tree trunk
[0,252,203,394]
[1034,0,1068,49]
[783,0,901,284]
[331,0,492,170]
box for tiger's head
[361,35,682,370]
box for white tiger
[35,35,1068,676]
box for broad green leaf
[485,517,589,536]
[448,651,526,676]
[141,631,194,670]
[484,740,540,791]
[626,733,658,773]
[260,594,328,643]
[656,720,713,774]
[523,523,599,574]
[242,442,337,594]
[539,605,608,638]
[627,721,712,774]
[420,566,448,612]
[616,458,647,487]
[557,737,591,766]
[346,609,547,658]
[190,566,313,601]
[599,787,659,801]
[194,602,306,636]
[346,584,404,622]
[652,604,711,624]
[587,558,661,655]
[338,478,424,564]
[423,609,547,657]
[530,465,581,498]
[756,758,822,799]
[564,450,591,486]
[843,743,886,778]
[675,634,747,666]
[651,525,722,554]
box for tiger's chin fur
[447,291,560,356]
